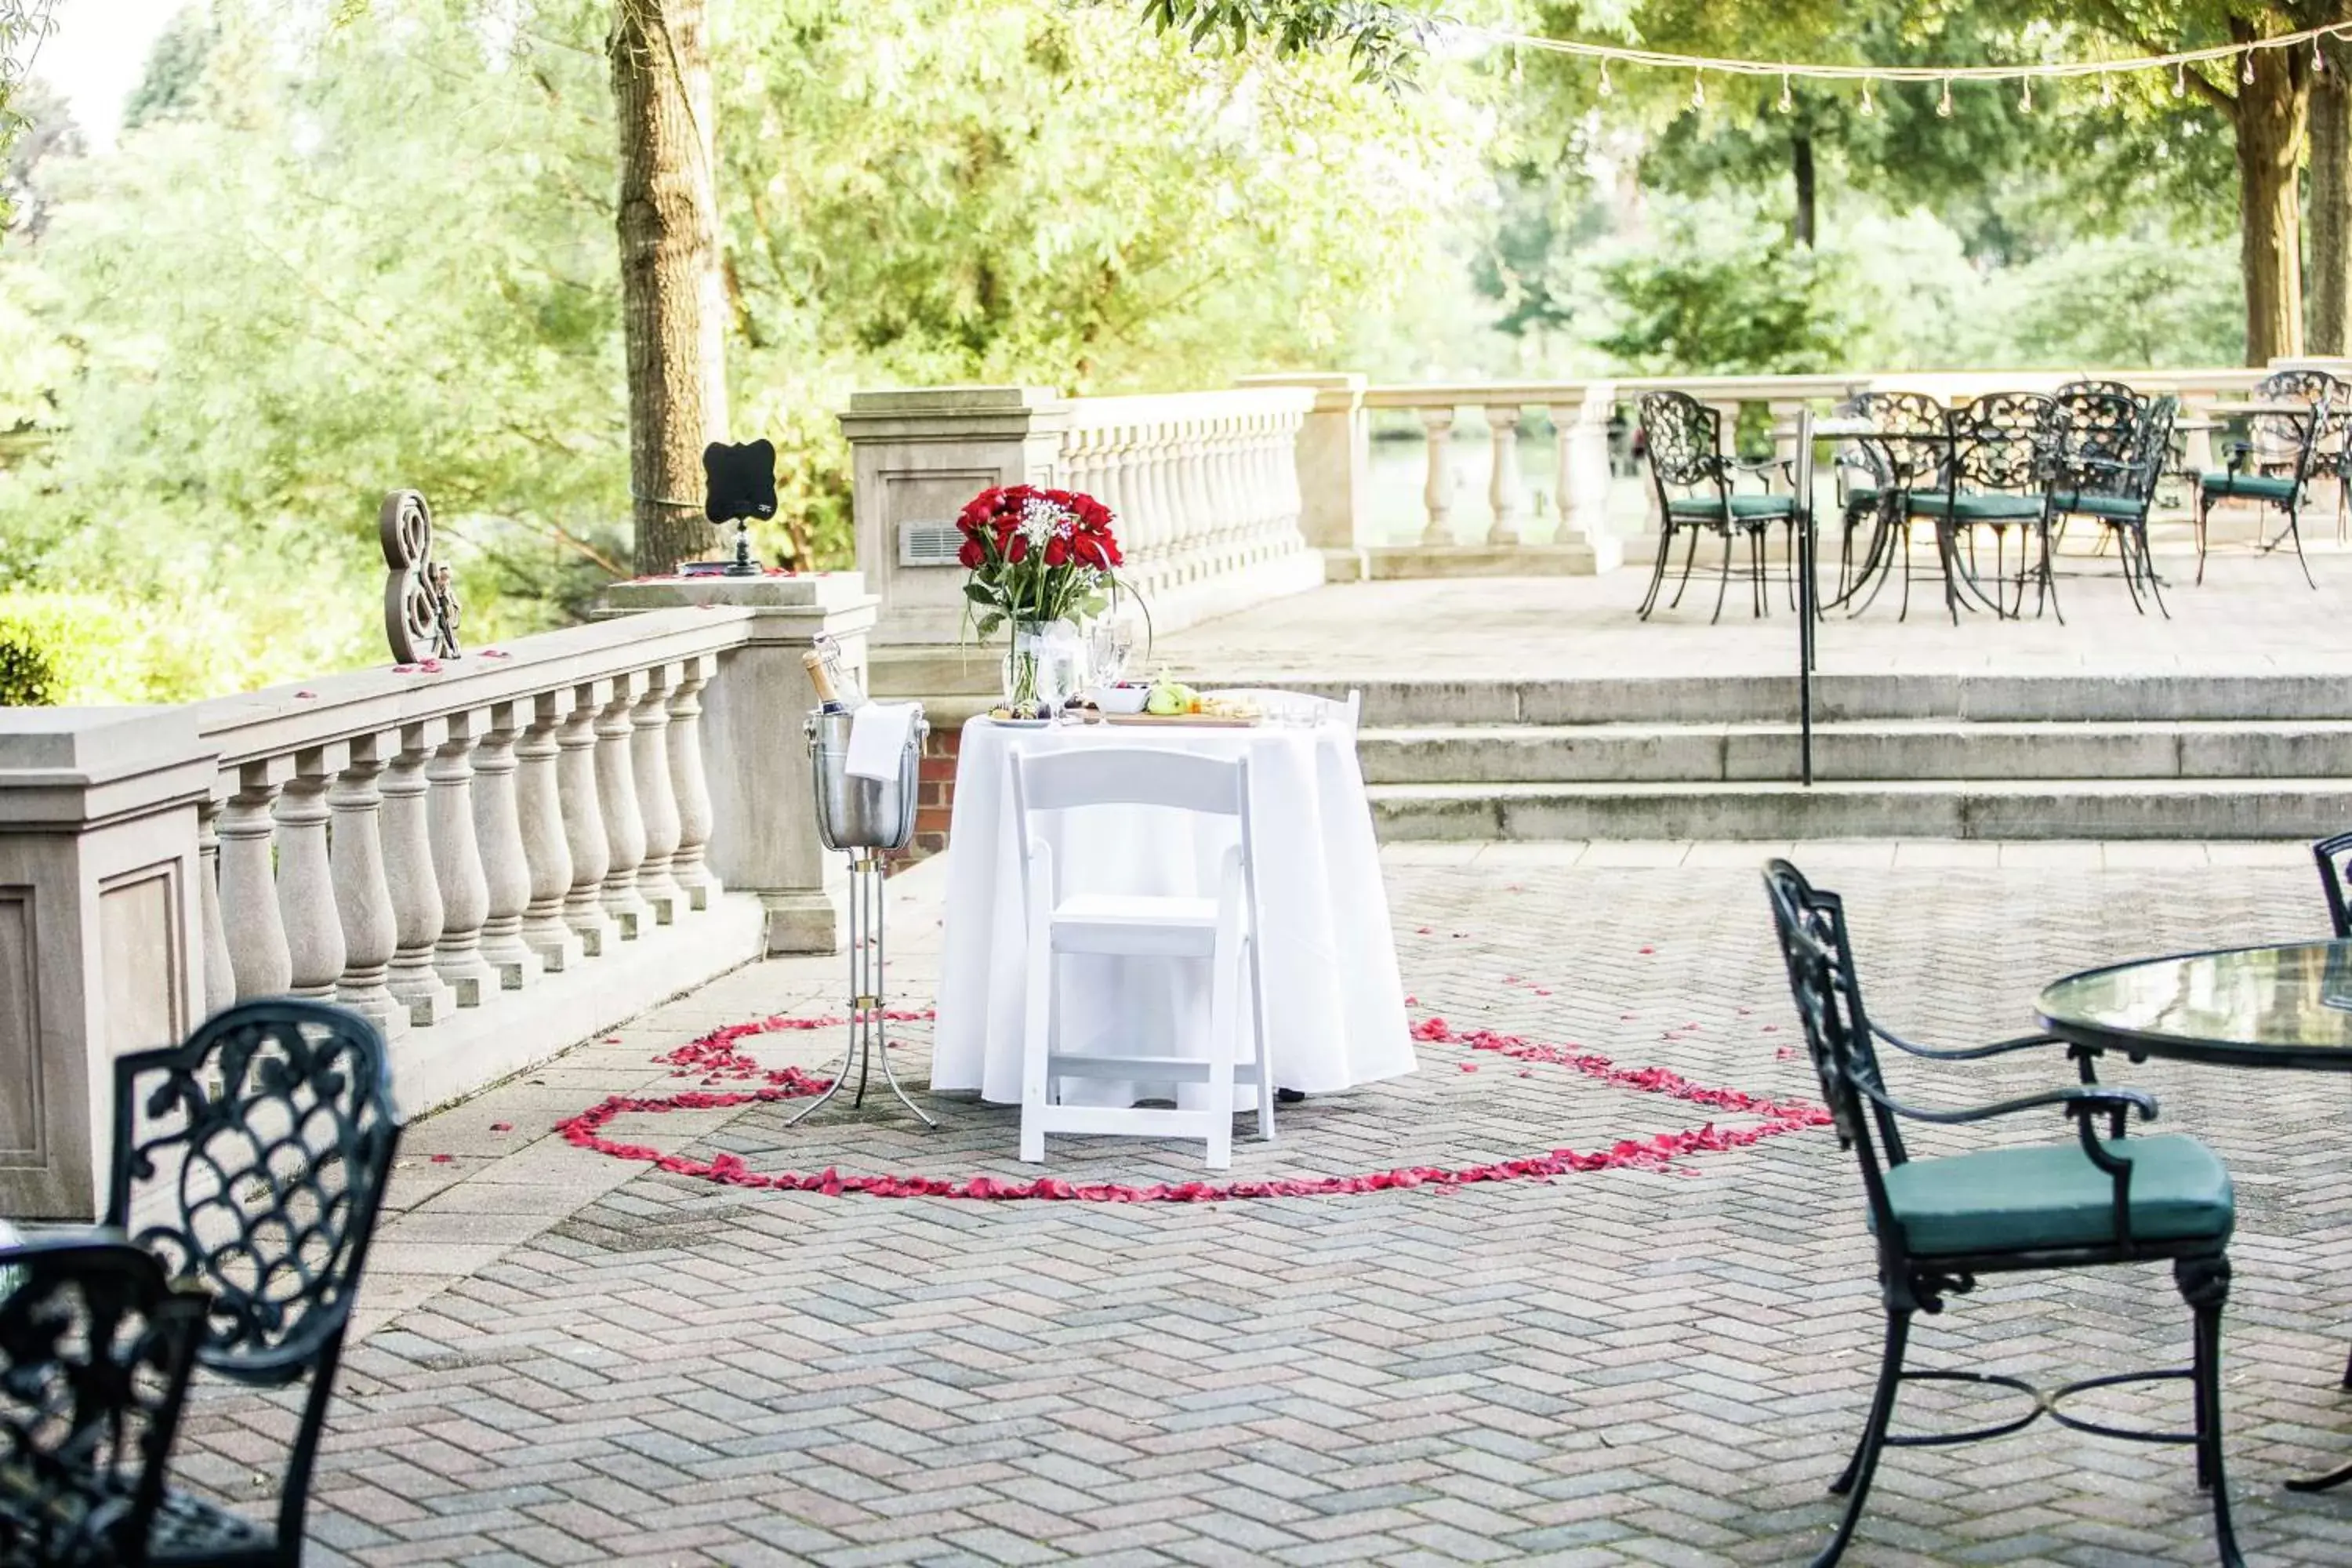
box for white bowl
[1087,686,1150,714]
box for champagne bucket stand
[793,703,935,1128]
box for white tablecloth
[935,717,1415,1105]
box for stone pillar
[427,710,497,1006]
[383,720,458,1026]
[471,701,538,989]
[196,793,234,1019]
[517,690,583,971]
[328,734,405,1036]
[558,681,615,956]
[632,664,685,926]
[0,710,211,1218]
[1237,373,1368,553]
[1559,383,1624,573]
[1486,405,1525,546]
[276,746,346,1002]
[596,673,650,940]
[667,655,720,912]
[600,574,881,954]
[837,387,1072,644]
[1420,407,1456,546]
[220,758,293,1001]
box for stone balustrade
[0,575,876,1218]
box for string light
[2243,49,2256,84]
[2100,71,2114,105]
[1859,78,1875,116]
[1936,78,1953,117]
[2019,77,2033,111]
[1598,59,1612,96]
[1777,71,1793,112]
[2176,60,2187,96]
[1691,68,1705,109]
[2318,37,2330,74]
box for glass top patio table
[2038,941,2352,1070]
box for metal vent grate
[899,521,963,566]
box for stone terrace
[169,839,2352,1566]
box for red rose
[1044,536,1069,566]
[1006,534,1029,564]
[1105,540,1123,565]
[1072,535,1104,567]
[957,537,985,568]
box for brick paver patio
[162,840,2352,1566]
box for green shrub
[0,593,136,706]
[0,620,53,705]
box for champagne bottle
[804,649,847,714]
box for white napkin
[844,702,918,781]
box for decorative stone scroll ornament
[381,490,460,663]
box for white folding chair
[1009,746,1272,1169]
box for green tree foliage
[122,4,214,131]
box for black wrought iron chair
[2045,390,2175,618]
[1902,391,2058,622]
[2197,369,2340,589]
[0,1239,212,1568]
[1828,391,1944,615]
[1636,390,1796,623]
[107,1000,404,1567]
[1762,860,2240,1568]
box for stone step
[1242,673,2352,726]
[1367,778,2352,842]
[1359,720,2352,786]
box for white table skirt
[933,717,1416,1106]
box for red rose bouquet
[956,485,1143,709]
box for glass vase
[1002,620,1083,713]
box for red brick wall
[907,723,961,863]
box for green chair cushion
[1667,494,1798,522]
[1902,491,2047,521]
[1844,485,1879,506]
[2049,492,2146,521]
[1882,1133,2232,1257]
[2198,470,2297,503]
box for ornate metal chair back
[2053,377,2145,409]
[2252,368,2344,478]
[1761,862,1909,1216]
[0,1240,211,1567]
[1853,390,1946,488]
[1952,391,2057,495]
[2130,396,2180,503]
[2043,389,2141,492]
[106,1000,403,1559]
[2315,831,2352,939]
[1637,390,1725,496]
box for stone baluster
[517,690,583,970]
[559,681,616,954]
[1552,401,1580,546]
[383,720,457,1025]
[1708,401,1744,460]
[325,735,403,1033]
[277,746,347,1003]
[219,760,293,1001]
[1217,414,1250,550]
[427,710,496,1006]
[668,655,721,912]
[1275,411,1307,541]
[632,665,685,925]
[1421,406,1456,545]
[1145,426,1180,567]
[1769,398,1807,482]
[471,701,538,989]
[196,794,235,1018]
[597,673,650,939]
[2182,387,2217,474]
[1486,405,1526,546]
[1102,427,1140,546]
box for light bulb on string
[2318,35,2330,74]
[2019,77,2033,112]
[2243,50,2256,85]
[1777,72,1793,113]
[1860,78,1876,117]
[1936,78,1953,118]
[1691,69,1705,111]
[2100,72,2114,107]
[1598,59,1612,97]
[2175,60,2187,96]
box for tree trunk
[2310,36,2352,354]
[610,0,728,577]
[2230,34,2310,365]
[1791,131,1816,249]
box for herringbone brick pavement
[167,844,2352,1565]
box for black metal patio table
[2039,940,2352,1490]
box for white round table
[933,716,1416,1106]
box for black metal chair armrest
[1872,1025,2070,1062]
[2227,440,2251,475]
[1853,1073,2155,1129]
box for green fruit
[1145,687,1184,716]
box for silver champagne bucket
[806,706,927,851]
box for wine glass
[1093,615,1137,687]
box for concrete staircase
[1265,673,2352,840]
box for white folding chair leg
[1247,932,1274,1142]
[1019,842,1054,1164]
[1205,920,1240,1172]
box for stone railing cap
[0,706,205,779]
[846,386,1063,415]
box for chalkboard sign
[702,440,776,575]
